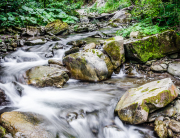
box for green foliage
[87,0,131,14]
[0,0,80,28]
[117,20,168,38]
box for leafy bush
[0,0,81,28]
[87,0,131,14]
[117,20,168,38]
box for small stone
[169,120,180,133]
[167,129,173,138]
[154,120,168,138]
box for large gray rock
[63,49,113,82]
[25,39,47,46]
[25,66,69,88]
[168,62,180,76]
[124,30,180,63]
[150,64,167,72]
[0,111,53,138]
[103,36,125,70]
[110,10,131,23]
[115,78,179,124]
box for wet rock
[25,66,69,88]
[0,111,53,138]
[168,62,180,76]
[169,120,180,133]
[148,105,176,122]
[65,47,79,56]
[115,78,179,124]
[13,82,24,96]
[83,43,96,50]
[0,88,9,106]
[25,39,47,46]
[45,52,54,58]
[45,20,68,35]
[167,129,173,138]
[124,30,180,63]
[48,59,63,66]
[49,36,61,41]
[103,36,124,70]
[66,112,78,122]
[52,42,64,50]
[63,49,113,82]
[70,23,98,33]
[17,39,24,47]
[150,64,167,72]
[154,120,168,138]
[67,40,86,48]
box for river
[0,28,156,138]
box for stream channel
[0,28,157,138]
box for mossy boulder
[115,78,179,124]
[124,30,180,63]
[45,20,69,35]
[0,111,53,138]
[103,36,125,70]
[25,66,69,88]
[63,49,113,82]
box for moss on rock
[124,30,180,63]
[45,19,69,35]
[115,78,179,124]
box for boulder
[115,78,179,124]
[168,62,180,76]
[67,40,86,47]
[150,64,167,72]
[45,20,68,35]
[25,39,47,46]
[103,36,125,69]
[83,43,96,50]
[0,111,53,138]
[124,30,180,63]
[25,66,69,88]
[63,49,113,82]
[110,10,131,23]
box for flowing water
[0,28,156,138]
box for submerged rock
[63,49,113,82]
[124,30,180,63]
[25,66,69,88]
[115,78,179,124]
[45,20,68,35]
[103,36,125,70]
[0,111,53,138]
